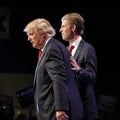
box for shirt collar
[71,36,82,47]
[41,37,51,51]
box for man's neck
[69,35,81,44]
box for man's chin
[32,44,37,49]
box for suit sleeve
[77,45,97,84]
[45,49,69,111]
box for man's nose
[28,36,31,41]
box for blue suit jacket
[74,39,99,120]
[33,38,84,120]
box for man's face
[59,19,74,41]
[27,28,45,49]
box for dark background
[0,1,120,105]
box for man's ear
[72,24,76,32]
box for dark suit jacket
[33,38,84,120]
[74,39,99,120]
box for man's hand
[56,111,69,120]
[70,56,80,71]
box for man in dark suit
[24,18,84,120]
[60,13,99,120]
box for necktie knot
[68,45,74,53]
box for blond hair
[24,18,56,37]
[61,13,84,35]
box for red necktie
[68,45,74,54]
[38,50,43,59]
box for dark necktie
[38,50,43,59]
[68,45,74,54]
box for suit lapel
[33,53,44,91]
[74,39,84,60]
[33,38,53,91]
